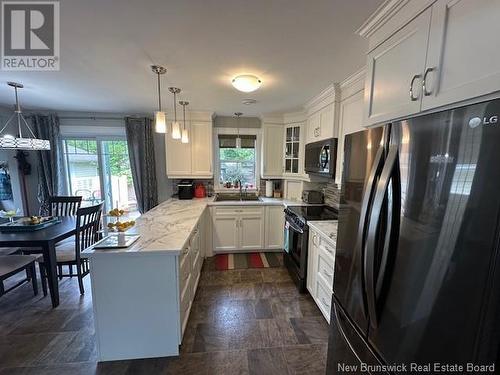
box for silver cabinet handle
[409,74,422,101]
[422,67,435,96]
[322,269,333,278]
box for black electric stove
[283,205,338,293]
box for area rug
[215,252,282,271]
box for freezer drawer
[327,301,387,375]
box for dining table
[0,217,76,307]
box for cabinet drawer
[318,237,335,258]
[317,249,334,290]
[316,280,332,323]
[213,207,242,216]
[179,248,191,292]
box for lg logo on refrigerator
[468,115,498,128]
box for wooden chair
[48,195,82,217]
[0,255,38,297]
[39,202,103,295]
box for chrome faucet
[237,179,243,199]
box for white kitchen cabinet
[166,114,213,178]
[283,124,302,175]
[191,122,213,177]
[361,0,500,126]
[264,205,285,249]
[212,206,265,252]
[306,103,336,144]
[239,208,265,250]
[212,213,239,252]
[422,0,500,110]
[166,121,192,176]
[261,123,284,178]
[307,224,336,323]
[364,8,431,126]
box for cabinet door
[337,90,364,184]
[191,122,212,177]
[306,111,320,144]
[319,104,335,140]
[262,124,284,177]
[364,9,431,126]
[212,215,239,252]
[307,230,319,298]
[264,206,285,249]
[166,122,192,177]
[422,0,500,110]
[239,209,265,250]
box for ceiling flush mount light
[169,87,181,140]
[151,65,167,133]
[234,112,243,149]
[232,74,262,93]
[179,101,189,144]
[0,82,50,150]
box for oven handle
[285,219,304,234]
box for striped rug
[215,252,282,271]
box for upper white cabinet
[360,0,500,126]
[283,124,302,175]
[363,9,431,126]
[422,0,500,110]
[261,123,284,178]
[305,85,339,144]
[165,112,213,178]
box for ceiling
[0,0,383,116]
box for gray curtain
[30,114,63,215]
[125,117,158,213]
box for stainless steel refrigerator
[327,99,500,374]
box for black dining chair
[48,195,82,217]
[39,202,103,295]
[0,255,39,297]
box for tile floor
[0,256,329,374]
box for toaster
[178,180,194,200]
[302,190,323,204]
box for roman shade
[218,134,256,149]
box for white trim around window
[213,127,262,192]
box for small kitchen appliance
[194,183,206,198]
[177,180,194,200]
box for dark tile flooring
[0,257,329,374]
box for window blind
[218,134,256,149]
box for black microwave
[304,138,337,177]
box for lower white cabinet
[265,206,285,249]
[212,206,264,252]
[307,225,336,323]
[212,205,284,252]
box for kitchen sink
[214,193,262,202]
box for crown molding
[340,68,366,90]
[283,111,306,124]
[304,83,340,114]
[356,0,409,38]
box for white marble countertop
[82,196,308,257]
[308,220,338,246]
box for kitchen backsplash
[323,181,340,209]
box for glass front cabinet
[283,123,305,176]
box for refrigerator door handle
[354,146,385,318]
[365,145,399,329]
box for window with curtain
[218,134,257,188]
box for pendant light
[234,112,243,149]
[179,101,189,144]
[169,87,181,139]
[151,65,167,133]
[0,82,50,150]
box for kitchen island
[83,196,302,361]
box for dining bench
[0,255,38,297]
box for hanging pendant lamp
[169,87,181,139]
[151,65,167,133]
[179,101,189,144]
[0,82,50,150]
[234,112,243,149]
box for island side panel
[89,253,180,361]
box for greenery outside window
[218,134,257,189]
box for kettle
[194,183,207,198]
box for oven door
[284,219,305,272]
